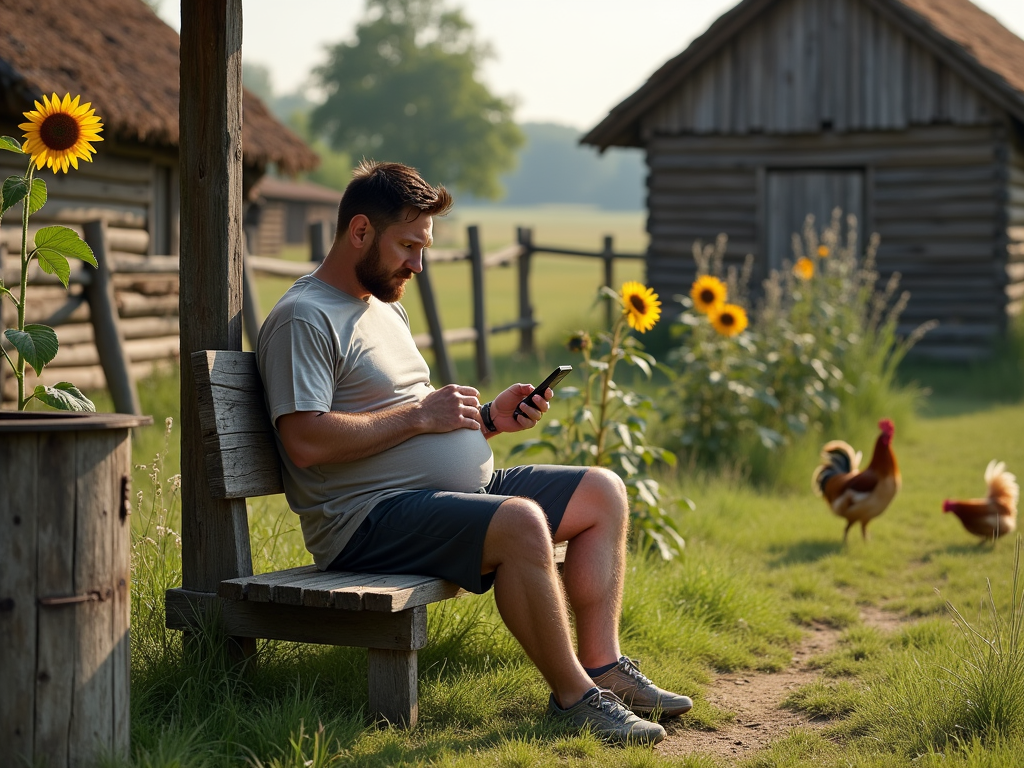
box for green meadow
[105,206,1024,767]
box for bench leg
[368,648,418,727]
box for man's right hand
[416,384,483,433]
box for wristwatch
[480,401,498,433]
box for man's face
[355,212,433,303]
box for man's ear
[348,214,374,248]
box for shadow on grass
[768,539,845,567]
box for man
[257,160,692,745]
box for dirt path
[657,607,904,761]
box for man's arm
[277,384,483,467]
[480,382,552,439]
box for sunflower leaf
[28,178,47,215]
[0,136,25,154]
[1,176,28,215]
[5,324,59,375]
[36,248,71,288]
[31,382,95,412]
[33,226,98,268]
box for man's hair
[336,160,453,237]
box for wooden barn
[583,0,1024,359]
[247,177,341,256]
[0,0,318,403]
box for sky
[157,0,1024,132]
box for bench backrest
[191,349,284,499]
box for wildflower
[19,93,103,173]
[793,257,815,280]
[690,275,727,314]
[709,303,748,337]
[621,281,661,333]
[567,330,592,353]
[817,245,830,258]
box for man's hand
[417,384,483,433]
[488,382,551,434]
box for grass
[84,205,1024,765]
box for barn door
[765,170,864,272]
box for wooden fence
[0,220,643,411]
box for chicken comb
[878,419,895,437]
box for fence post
[82,220,141,415]
[467,225,492,384]
[242,226,262,349]
[516,227,535,356]
[309,220,331,263]
[602,235,615,328]
[417,254,456,385]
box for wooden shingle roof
[582,0,1024,149]
[0,0,319,174]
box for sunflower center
[700,289,716,304]
[40,112,81,151]
[720,312,735,326]
[629,295,647,313]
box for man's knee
[583,467,629,523]
[484,497,554,567]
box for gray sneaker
[547,687,666,745]
[592,657,693,719]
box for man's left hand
[488,382,551,433]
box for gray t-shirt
[256,275,494,569]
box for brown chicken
[812,419,901,542]
[942,460,1019,541]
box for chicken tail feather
[985,459,1020,513]
[812,440,861,498]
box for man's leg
[480,497,595,708]
[552,467,628,668]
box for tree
[311,0,523,199]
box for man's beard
[355,235,413,302]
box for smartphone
[513,365,573,420]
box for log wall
[1007,128,1024,320]
[642,0,996,138]
[646,124,1005,360]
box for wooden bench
[165,349,564,727]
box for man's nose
[407,249,425,273]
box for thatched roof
[583,0,1024,150]
[0,0,319,174]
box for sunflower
[817,245,830,258]
[690,275,727,314]
[709,303,748,337]
[20,93,103,173]
[793,257,815,280]
[620,281,661,333]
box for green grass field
[99,205,1024,766]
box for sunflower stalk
[16,161,34,409]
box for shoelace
[619,657,653,688]
[587,689,630,717]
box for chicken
[942,460,1019,542]
[812,419,901,542]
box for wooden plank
[178,0,253,603]
[468,225,492,384]
[0,433,38,764]
[165,589,429,649]
[192,350,283,500]
[416,256,455,385]
[32,431,77,767]
[111,435,132,757]
[69,430,118,760]
[368,649,418,727]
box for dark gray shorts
[327,464,588,594]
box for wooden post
[241,227,262,350]
[602,235,615,329]
[516,227,535,355]
[309,220,330,263]
[417,255,455,385]
[82,220,141,415]
[467,225,492,384]
[177,0,254,656]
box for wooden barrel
[0,411,152,768]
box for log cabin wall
[636,0,1015,360]
[0,145,181,402]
